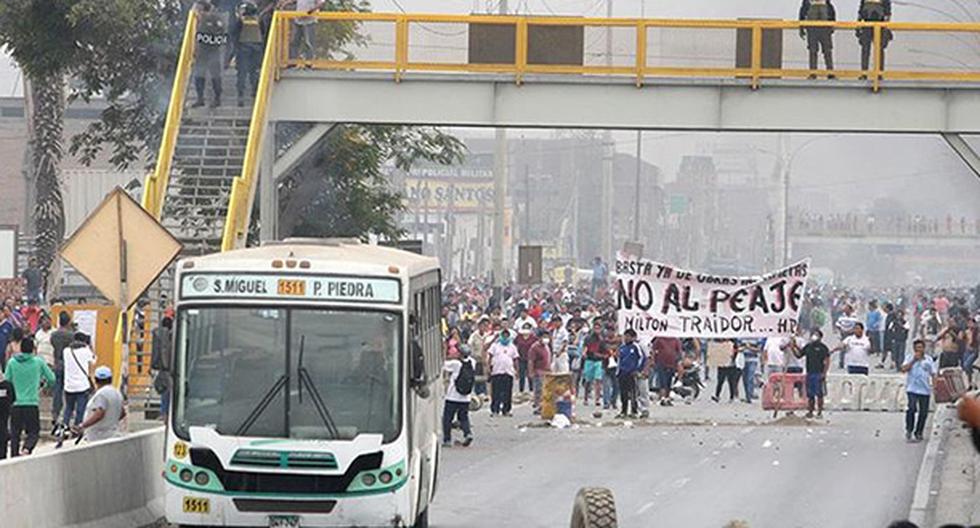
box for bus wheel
[570,487,617,528]
[413,508,429,528]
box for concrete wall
[0,427,165,528]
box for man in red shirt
[513,322,538,394]
[528,330,552,414]
[20,300,42,334]
[529,301,544,322]
[652,337,682,406]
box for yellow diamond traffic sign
[60,187,182,309]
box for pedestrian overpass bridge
[789,230,980,248]
[142,11,980,254]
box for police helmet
[239,1,258,16]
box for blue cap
[94,366,112,381]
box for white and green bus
[164,239,443,528]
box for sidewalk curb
[909,405,953,526]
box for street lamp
[754,134,840,266]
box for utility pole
[600,0,614,262]
[633,0,645,244]
[446,184,455,279]
[491,0,509,288]
[524,164,531,243]
[476,198,485,278]
[778,134,790,266]
[633,131,642,242]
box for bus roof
[180,239,440,279]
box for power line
[390,0,469,36]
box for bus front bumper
[165,487,413,527]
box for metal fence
[273,13,980,91]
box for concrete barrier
[0,427,165,528]
[825,373,908,412]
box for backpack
[807,1,832,21]
[454,359,475,396]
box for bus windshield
[174,306,402,442]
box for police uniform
[194,3,229,107]
[230,2,264,106]
[799,0,836,76]
[857,0,893,74]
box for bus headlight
[194,471,210,486]
[179,469,193,483]
[378,471,393,484]
[361,473,376,487]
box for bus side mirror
[410,339,430,399]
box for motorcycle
[671,362,705,402]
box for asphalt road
[430,402,927,528]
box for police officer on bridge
[193,0,228,108]
[799,0,837,79]
[857,0,893,79]
[229,1,265,107]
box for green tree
[277,125,465,240]
[2,0,462,289]
[0,0,183,293]
[269,0,466,241]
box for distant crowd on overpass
[789,212,980,237]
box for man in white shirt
[62,332,95,428]
[487,330,519,416]
[833,323,873,375]
[762,337,787,378]
[74,366,126,443]
[282,0,325,59]
[835,304,861,368]
[513,308,537,335]
[33,316,55,368]
[442,347,475,448]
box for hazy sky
[371,0,971,19]
[1,0,978,218]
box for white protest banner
[615,254,810,340]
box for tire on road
[569,487,618,528]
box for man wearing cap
[4,337,55,456]
[74,366,127,442]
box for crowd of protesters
[0,263,127,458]
[439,259,980,445]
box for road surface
[430,401,926,528]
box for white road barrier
[0,427,165,528]
[824,373,908,412]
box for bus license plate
[277,279,306,296]
[182,496,210,514]
[269,515,300,527]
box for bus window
[175,308,286,439]
[175,307,403,442]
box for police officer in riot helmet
[229,1,264,107]
[857,0,892,79]
[799,0,837,79]
[193,0,228,108]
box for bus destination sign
[180,273,400,303]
